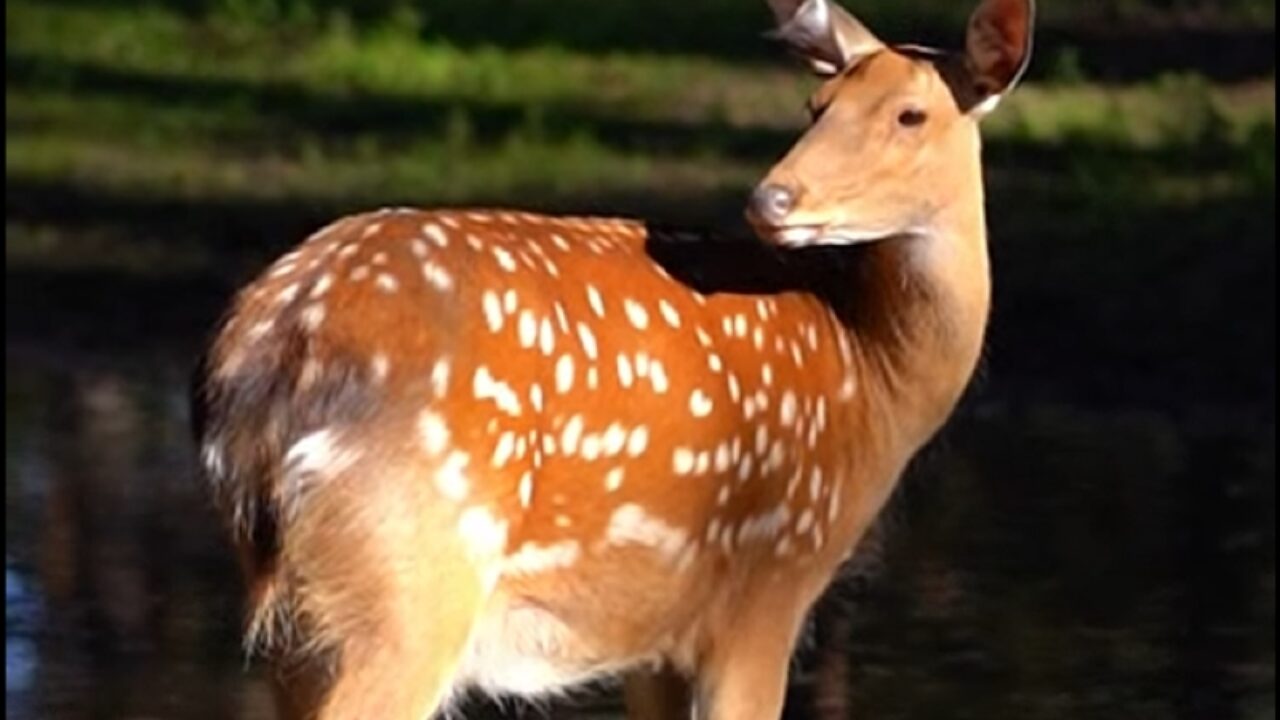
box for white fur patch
[435,451,472,501]
[503,540,581,575]
[461,603,630,696]
[458,506,508,559]
[604,503,688,561]
[419,410,451,456]
[283,429,356,482]
[280,429,359,518]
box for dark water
[5,337,1273,720]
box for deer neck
[836,183,991,456]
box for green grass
[4,0,1275,315]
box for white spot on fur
[780,392,798,427]
[493,247,517,272]
[605,504,687,561]
[245,320,273,342]
[561,415,584,456]
[518,311,538,348]
[299,303,326,332]
[712,443,731,473]
[277,283,300,305]
[673,447,695,475]
[503,540,580,575]
[284,430,356,489]
[492,432,517,468]
[555,355,575,393]
[309,273,333,299]
[601,423,627,456]
[689,389,713,417]
[797,509,815,535]
[482,292,504,333]
[419,410,451,456]
[576,323,598,360]
[422,261,453,291]
[423,223,449,247]
[649,360,669,394]
[616,354,634,388]
[580,433,601,461]
[431,358,451,397]
[553,303,570,333]
[626,426,649,456]
[658,299,681,328]
[518,471,534,508]
[635,352,650,378]
[809,467,824,501]
[623,299,649,330]
[458,506,508,559]
[375,273,399,293]
[435,451,471,501]
[586,285,605,317]
[473,366,522,416]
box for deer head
[749,0,1034,247]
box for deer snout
[747,183,797,228]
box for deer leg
[276,462,495,720]
[624,665,694,720]
[693,592,808,720]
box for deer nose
[749,183,797,227]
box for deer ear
[963,0,1035,115]
[767,0,884,76]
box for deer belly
[459,543,707,697]
[459,598,649,697]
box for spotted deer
[191,0,1034,717]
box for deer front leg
[693,590,809,720]
[624,665,694,720]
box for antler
[765,0,883,75]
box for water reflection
[4,350,1274,719]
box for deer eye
[897,108,928,127]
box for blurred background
[5,0,1274,718]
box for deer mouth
[754,222,903,247]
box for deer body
[192,1,1033,718]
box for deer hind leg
[273,458,500,720]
